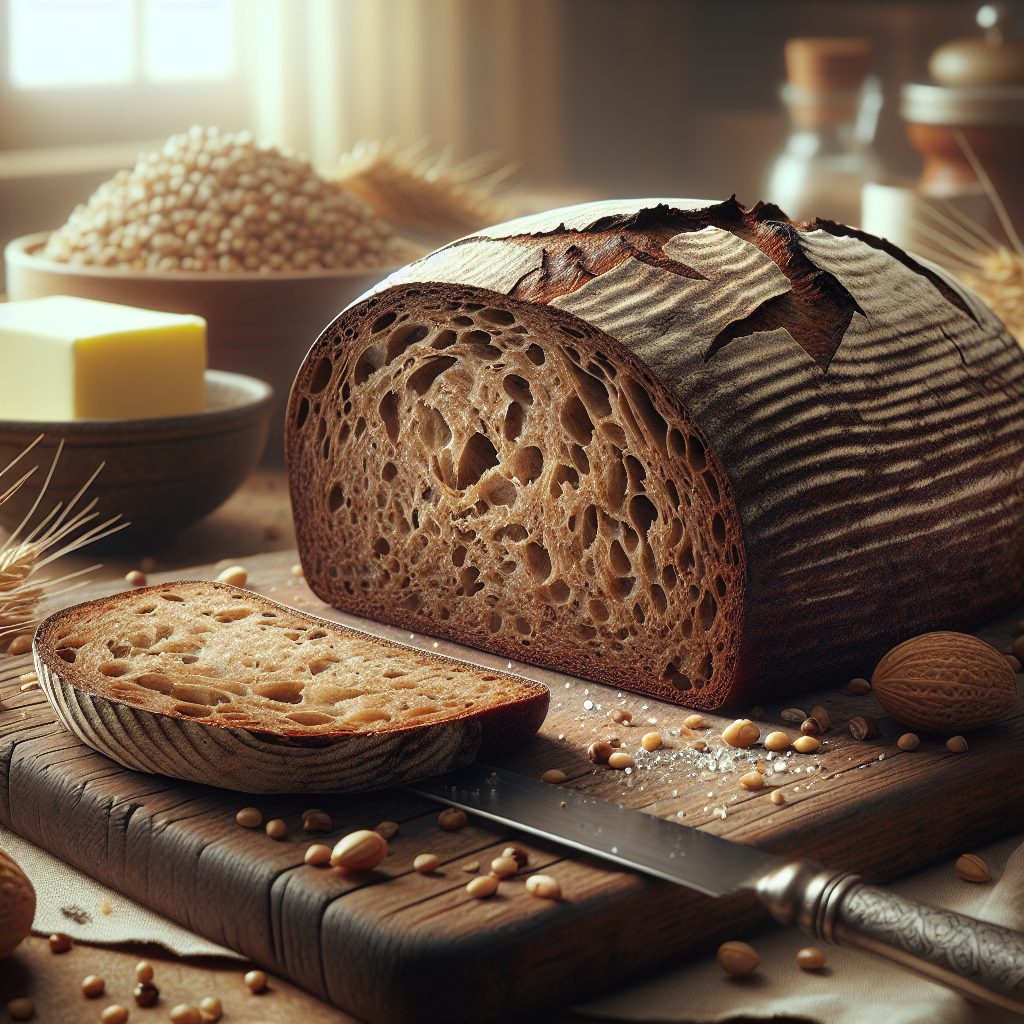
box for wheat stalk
[0,437,125,637]
[333,137,519,237]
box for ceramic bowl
[5,233,401,461]
[0,370,273,550]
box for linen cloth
[576,833,1024,1024]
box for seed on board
[331,829,388,871]
[800,717,822,738]
[683,714,706,729]
[1004,655,1022,673]
[304,844,332,865]
[125,570,147,588]
[502,846,529,868]
[198,996,223,1023]
[641,731,663,751]
[438,808,468,831]
[100,1006,128,1024]
[897,733,920,751]
[525,874,561,899]
[848,716,880,741]
[608,751,636,770]
[689,739,707,752]
[216,565,247,587]
[466,875,500,898]
[541,769,568,784]
[462,861,480,872]
[374,821,399,840]
[607,736,622,747]
[763,731,791,752]
[717,940,760,976]
[491,856,519,878]
[947,735,969,753]
[780,708,806,723]
[848,677,872,695]
[810,706,832,732]
[588,741,613,763]
[265,818,288,840]
[793,735,820,753]
[7,999,33,1021]
[291,563,304,577]
[302,810,332,833]
[770,790,786,805]
[7,634,31,655]
[136,961,155,983]
[609,709,633,725]
[955,853,991,883]
[134,982,159,1006]
[235,807,262,828]
[245,969,268,993]
[49,932,72,953]
[796,946,827,970]
[739,771,764,790]
[414,854,441,874]
[82,975,105,998]
[169,1005,201,1024]
[722,719,759,748]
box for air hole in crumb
[588,599,609,622]
[456,433,499,490]
[630,494,658,537]
[515,617,532,636]
[431,329,457,350]
[135,673,173,693]
[480,308,516,326]
[287,712,335,726]
[609,540,631,576]
[526,344,545,365]
[651,584,668,615]
[686,435,707,472]
[513,446,543,485]
[382,462,398,482]
[386,323,430,364]
[548,579,571,603]
[560,395,594,446]
[254,682,304,704]
[420,407,452,449]
[379,391,400,444]
[523,542,552,583]
[328,485,344,512]
[502,374,534,406]
[699,591,717,630]
[504,402,525,442]
[295,397,310,429]
[582,505,598,549]
[309,357,333,394]
[570,444,590,475]
[488,612,502,633]
[408,356,458,396]
[98,661,129,677]
[371,311,397,333]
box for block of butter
[0,295,206,420]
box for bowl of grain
[4,126,422,461]
[0,369,273,551]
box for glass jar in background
[764,37,885,227]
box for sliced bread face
[33,581,548,793]
[287,285,744,706]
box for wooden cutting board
[1,550,1021,1024]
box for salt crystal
[878,754,885,761]
[583,700,593,710]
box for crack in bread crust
[287,283,745,705]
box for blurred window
[8,0,234,90]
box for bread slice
[33,581,548,793]
[285,197,1024,709]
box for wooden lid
[785,37,873,91]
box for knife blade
[407,763,1024,1016]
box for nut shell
[871,632,1018,732]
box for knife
[406,763,1024,1015]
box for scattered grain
[588,741,613,763]
[100,899,111,915]
[438,808,468,831]
[49,932,72,953]
[1004,655,1022,673]
[502,847,529,868]
[955,853,991,883]
[7,999,33,1021]
[780,708,806,723]
[793,735,820,753]
[763,731,791,752]
[525,874,561,899]
[800,717,822,738]
[739,772,764,790]
[717,940,760,976]
[848,716,880,741]
[374,821,399,840]
[796,946,827,970]
[689,740,707,752]
[608,752,636,770]
[641,731,663,751]
[466,875,500,898]
[462,861,480,872]
[302,810,332,833]
[304,844,332,865]
[414,854,441,874]
[136,961,155,983]
[235,807,262,828]
[609,709,633,725]
[216,565,247,587]
[134,982,159,1007]
[101,1006,128,1024]
[490,856,519,878]
[290,563,304,577]
[265,819,287,840]
[770,790,786,805]
[198,996,222,1023]
[19,680,39,691]
[848,677,871,695]
[810,706,831,732]
[169,1006,201,1024]
[331,829,388,871]
[947,735,969,753]
[722,719,759,748]
[683,714,706,729]
[244,969,268,993]
[897,733,920,751]
[125,570,147,588]
[8,635,32,656]
[541,769,568,784]
[82,975,105,998]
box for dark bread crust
[286,199,1024,708]
[33,581,548,792]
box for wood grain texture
[288,198,1024,708]
[1,551,1022,1024]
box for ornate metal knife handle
[757,859,1024,1016]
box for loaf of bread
[285,197,1024,709]
[33,581,548,792]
